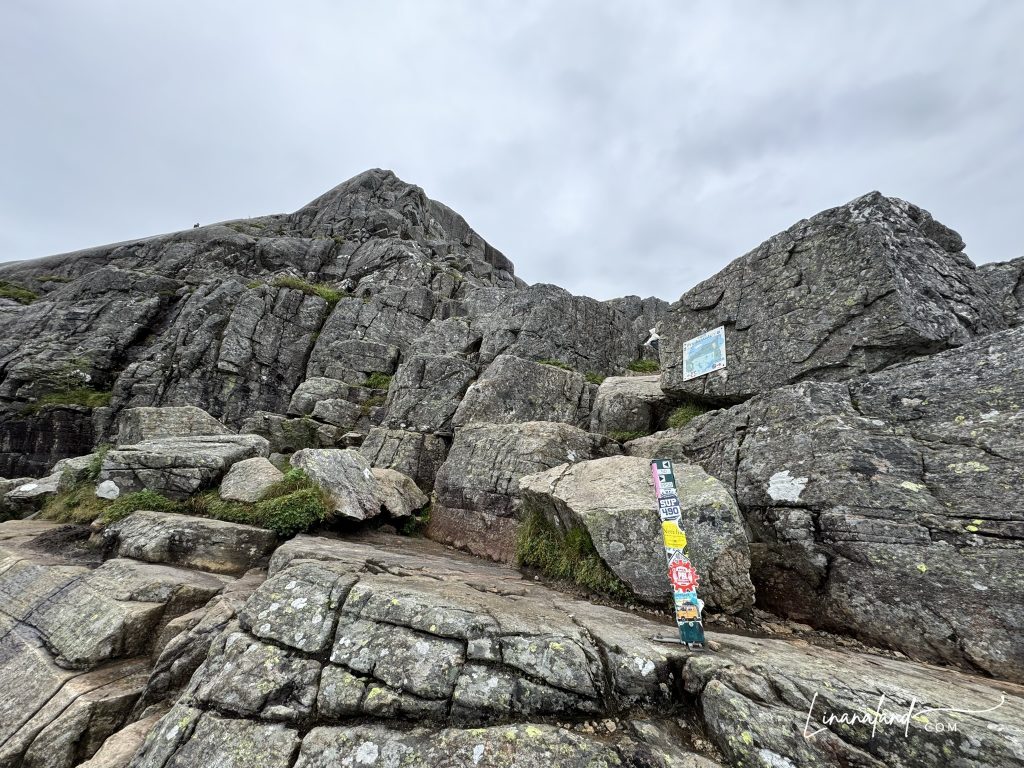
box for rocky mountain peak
[1,179,1023,768]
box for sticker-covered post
[651,458,706,648]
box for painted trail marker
[682,325,726,381]
[651,458,706,648]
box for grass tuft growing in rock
[627,358,660,373]
[42,484,110,524]
[30,387,112,412]
[0,280,38,304]
[584,372,606,385]
[400,503,431,536]
[666,400,708,429]
[516,504,631,599]
[363,371,392,390]
[272,275,347,305]
[102,490,181,524]
[202,468,334,537]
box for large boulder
[239,411,340,453]
[653,325,1024,681]
[477,284,644,375]
[660,192,1008,401]
[219,456,284,503]
[98,434,270,499]
[382,354,477,433]
[102,511,278,576]
[980,255,1024,326]
[452,355,595,429]
[115,406,233,445]
[360,428,449,492]
[290,448,382,521]
[431,422,616,561]
[520,456,753,612]
[371,468,427,518]
[589,375,668,436]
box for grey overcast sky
[1,2,1021,301]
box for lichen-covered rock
[97,434,270,500]
[2,472,61,516]
[431,422,616,561]
[477,284,645,375]
[126,535,1023,768]
[660,192,1008,401]
[219,456,283,503]
[360,427,449,492]
[452,355,595,429]
[289,448,382,520]
[371,467,427,517]
[102,511,277,575]
[520,456,753,612]
[980,254,1024,326]
[238,411,340,453]
[589,374,668,436]
[671,325,1024,680]
[382,354,477,432]
[115,406,233,445]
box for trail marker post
[651,458,706,648]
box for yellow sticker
[662,521,687,550]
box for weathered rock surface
[980,255,1024,326]
[290,448,382,521]
[381,354,477,432]
[0,525,234,766]
[520,456,753,612]
[371,468,427,517]
[359,427,449,492]
[589,374,668,436]
[218,456,283,503]
[239,411,339,454]
[640,325,1024,681]
[431,422,616,561]
[477,284,647,374]
[123,535,1024,768]
[114,406,232,445]
[452,354,595,429]
[660,192,1008,401]
[97,434,270,499]
[102,511,278,575]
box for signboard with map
[682,326,727,381]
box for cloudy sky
[1,2,1021,301]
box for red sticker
[668,560,699,591]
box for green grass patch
[0,280,38,305]
[667,400,708,429]
[37,275,73,284]
[30,387,112,413]
[516,504,631,599]
[538,359,573,371]
[360,394,386,415]
[41,484,110,524]
[627,358,660,373]
[364,371,392,390]
[400,503,431,536]
[272,275,347,305]
[202,468,334,537]
[102,490,181,524]
[584,372,606,386]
